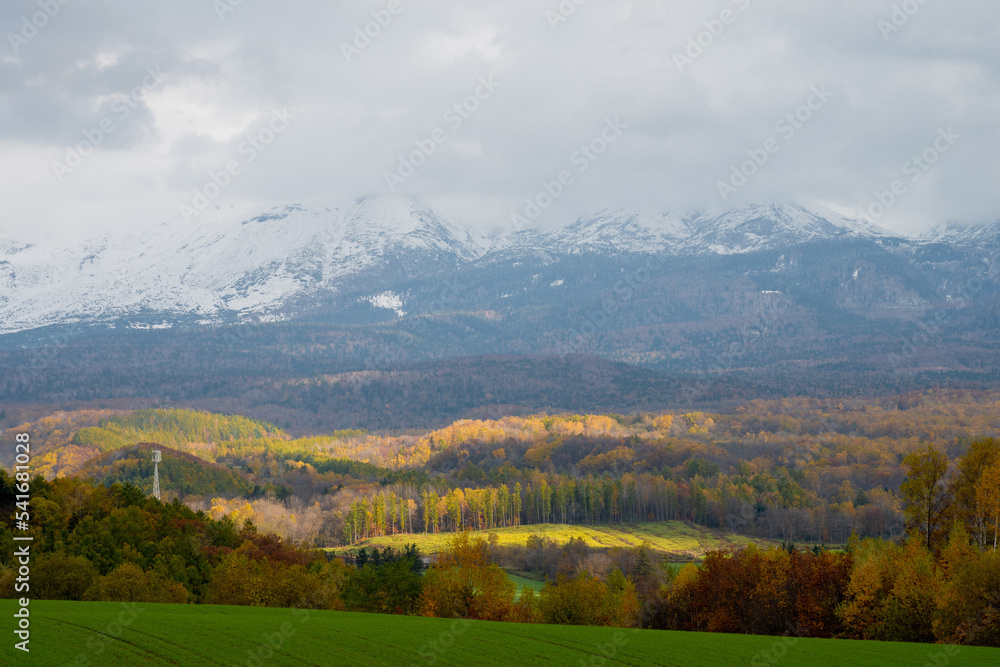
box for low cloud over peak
[2,0,998,241]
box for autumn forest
[2,389,1000,647]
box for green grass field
[507,572,546,596]
[329,521,775,559]
[5,601,998,667]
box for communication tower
[152,449,162,501]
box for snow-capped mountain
[493,202,895,257]
[921,220,1000,247]
[537,207,698,254]
[680,203,893,254]
[0,197,480,334]
[0,198,947,336]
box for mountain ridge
[1,198,996,335]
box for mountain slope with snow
[680,203,894,254]
[0,198,969,336]
[0,197,481,334]
[515,203,896,256]
[538,207,698,254]
[922,219,1000,247]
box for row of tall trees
[340,473,871,545]
[331,439,998,549]
[344,491,415,543]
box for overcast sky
[1,0,998,242]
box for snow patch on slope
[368,291,407,317]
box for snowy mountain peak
[682,202,894,254]
[343,196,482,260]
[921,219,1000,246]
[0,198,980,335]
[541,207,698,254]
[0,197,482,335]
[529,202,896,256]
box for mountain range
[1,197,998,432]
[2,198,996,336]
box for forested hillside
[4,391,999,549]
[2,391,999,647]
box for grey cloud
[0,0,997,242]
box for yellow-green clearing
[329,521,776,559]
[507,572,546,596]
[7,600,999,666]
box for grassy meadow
[327,521,775,559]
[5,600,999,666]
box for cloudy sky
[1,0,998,242]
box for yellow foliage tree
[419,533,517,621]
